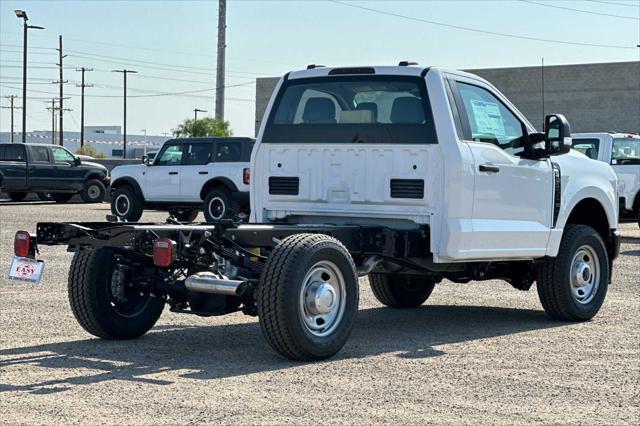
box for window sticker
[469,99,505,137]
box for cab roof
[285,65,471,80]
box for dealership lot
[0,200,638,424]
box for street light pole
[112,69,137,158]
[14,10,44,143]
[194,108,207,121]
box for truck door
[451,79,553,259]
[0,145,27,190]
[144,143,183,201]
[28,145,56,191]
[51,146,83,191]
[179,142,214,201]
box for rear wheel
[111,186,144,222]
[8,192,27,202]
[80,179,106,203]
[168,208,199,222]
[203,188,234,223]
[51,193,74,203]
[37,192,51,201]
[257,234,359,361]
[68,248,164,339]
[537,225,609,321]
[369,273,437,308]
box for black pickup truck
[0,143,110,203]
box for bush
[76,146,106,159]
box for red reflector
[153,237,175,267]
[14,231,31,257]
[243,168,250,185]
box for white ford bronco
[110,137,253,222]
[571,132,640,226]
[13,64,620,361]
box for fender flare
[111,177,144,201]
[556,186,616,230]
[200,177,238,200]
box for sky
[1,0,639,138]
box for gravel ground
[0,199,638,425]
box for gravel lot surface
[1,198,638,425]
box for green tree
[75,145,107,159]
[172,117,232,138]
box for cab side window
[571,138,600,159]
[215,142,242,162]
[457,82,525,152]
[4,145,26,162]
[156,144,185,166]
[184,143,212,165]
[31,146,51,163]
[51,146,75,163]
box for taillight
[153,237,175,267]
[14,231,31,257]
[243,167,250,185]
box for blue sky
[1,0,638,137]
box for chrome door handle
[479,164,500,173]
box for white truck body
[572,132,639,219]
[251,66,618,263]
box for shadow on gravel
[0,305,566,394]
[621,236,640,244]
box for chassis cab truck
[15,65,620,361]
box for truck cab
[251,65,619,263]
[572,132,640,225]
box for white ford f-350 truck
[571,132,639,226]
[10,64,620,361]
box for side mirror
[544,114,572,155]
[74,157,81,166]
[142,155,149,165]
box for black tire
[68,248,164,339]
[369,273,436,308]
[80,179,106,203]
[51,193,74,203]
[257,233,359,361]
[111,186,144,222]
[537,225,609,321]
[168,208,199,222]
[203,187,235,223]
[37,192,51,201]
[8,192,27,202]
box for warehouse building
[254,61,640,136]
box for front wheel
[68,248,165,339]
[8,192,27,202]
[80,179,106,203]
[369,274,437,308]
[257,234,359,361]
[537,225,609,321]
[111,186,144,222]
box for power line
[330,0,637,49]
[520,0,639,21]
[585,0,640,9]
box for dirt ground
[1,198,638,425]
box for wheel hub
[569,245,600,305]
[88,185,100,198]
[305,282,336,315]
[573,262,591,287]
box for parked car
[572,132,640,226]
[109,137,253,222]
[22,64,620,361]
[0,143,109,203]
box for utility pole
[194,108,207,121]
[1,95,21,143]
[54,35,68,146]
[45,98,58,145]
[14,10,44,143]
[112,69,137,158]
[215,0,226,121]
[541,57,545,129]
[76,67,93,148]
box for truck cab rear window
[263,76,437,144]
[0,145,26,162]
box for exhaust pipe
[185,272,244,296]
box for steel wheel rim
[208,197,225,220]
[115,194,130,216]
[570,244,600,305]
[87,184,101,200]
[299,260,346,337]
